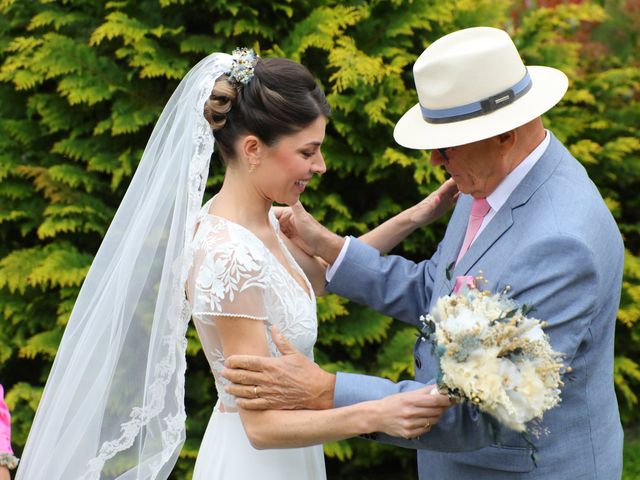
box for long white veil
[16,52,233,480]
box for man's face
[430,136,507,199]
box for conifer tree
[0,1,637,478]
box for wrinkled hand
[222,326,336,410]
[374,386,452,440]
[410,178,459,226]
[275,202,343,263]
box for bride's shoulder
[196,215,267,265]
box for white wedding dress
[187,198,326,479]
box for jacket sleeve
[332,234,617,452]
[327,237,442,327]
[334,372,494,452]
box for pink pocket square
[453,275,476,294]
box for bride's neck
[211,166,272,229]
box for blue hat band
[420,70,532,124]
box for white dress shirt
[326,131,550,281]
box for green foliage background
[0,0,638,478]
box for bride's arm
[358,179,458,254]
[242,387,442,449]
[215,314,449,449]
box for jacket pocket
[453,444,536,473]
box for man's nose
[430,149,445,166]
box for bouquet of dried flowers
[419,276,566,433]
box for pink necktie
[456,198,491,264]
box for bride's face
[257,116,327,205]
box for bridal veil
[16,52,233,480]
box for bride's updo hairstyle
[204,56,330,164]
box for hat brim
[393,66,568,150]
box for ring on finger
[424,419,431,431]
[253,385,260,398]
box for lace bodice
[187,199,318,411]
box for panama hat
[393,27,568,150]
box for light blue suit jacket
[328,134,624,479]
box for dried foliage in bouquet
[419,275,566,435]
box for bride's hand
[370,386,452,440]
[409,178,459,227]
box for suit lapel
[442,132,565,293]
[431,196,470,302]
[453,206,514,276]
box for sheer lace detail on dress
[188,200,318,412]
[191,220,268,321]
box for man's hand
[222,326,336,410]
[275,202,344,264]
[409,178,459,226]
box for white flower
[234,244,260,272]
[521,321,545,342]
[197,255,226,300]
[499,358,521,390]
[441,307,482,335]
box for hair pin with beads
[227,47,259,85]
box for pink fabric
[453,275,476,294]
[0,385,13,454]
[456,198,491,264]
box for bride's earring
[248,164,257,174]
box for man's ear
[240,134,264,168]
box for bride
[16,49,455,480]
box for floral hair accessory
[227,47,259,85]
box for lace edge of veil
[79,63,219,480]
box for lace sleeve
[190,224,268,322]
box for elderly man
[223,27,623,478]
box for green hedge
[0,1,638,478]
